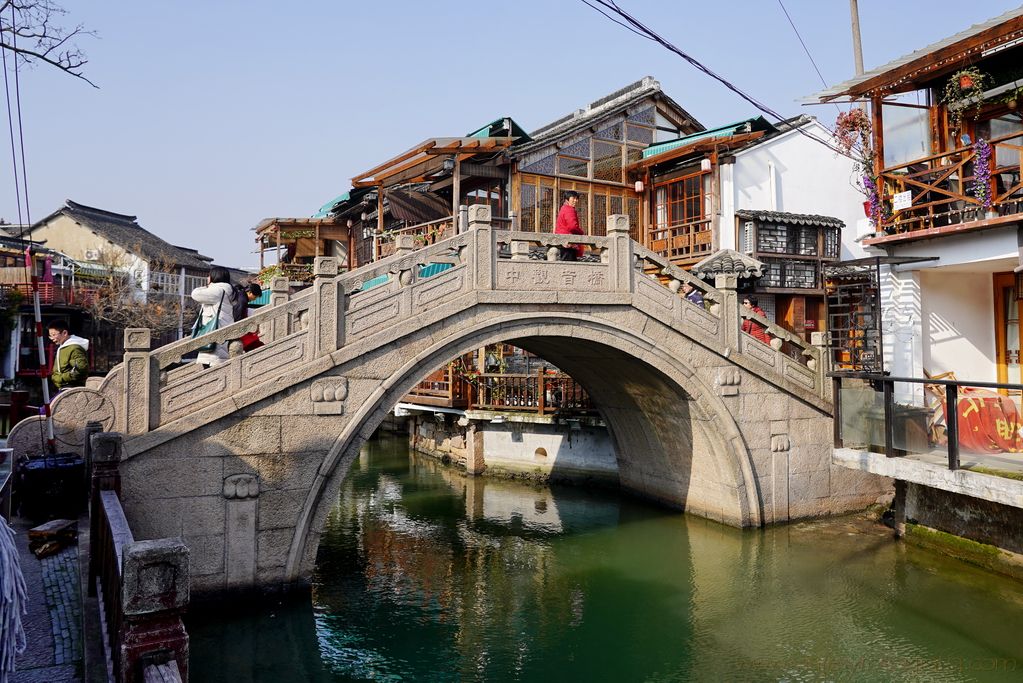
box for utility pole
[850,0,866,113]
[850,0,865,77]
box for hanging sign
[892,190,912,212]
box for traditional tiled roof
[511,76,702,157]
[32,200,214,271]
[735,209,845,229]
[692,249,765,279]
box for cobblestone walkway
[10,516,83,683]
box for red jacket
[742,306,772,344]
[555,203,584,258]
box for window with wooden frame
[518,173,638,235]
[650,170,711,263]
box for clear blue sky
[3,0,1021,268]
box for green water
[189,433,1023,682]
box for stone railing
[88,432,189,682]
[103,205,827,436]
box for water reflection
[190,432,1023,682]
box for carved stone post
[510,240,530,261]
[395,234,416,257]
[606,214,633,293]
[122,329,152,435]
[119,538,190,683]
[312,256,343,357]
[469,204,495,290]
[223,473,259,588]
[810,331,832,402]
[269,276,290,306]
[89,432,123,596]
[715,274,740,352]
[84,420,103,480]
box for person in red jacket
[741,295,772,344]
[555,190,585,260]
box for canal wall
[408,413,619,486]
[903,483,1023,580]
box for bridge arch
[285,312,761,582]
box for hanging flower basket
[943,67,990,134]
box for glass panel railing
[838,379,883,452]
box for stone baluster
[312,256,343,358]
[88,431,123,596]
[510,240,531,261]
[122,329,154,434]
[714,274,740,352]
[83,420,103,483]
[810,331,831,401]
[269,276,290,306]
[469,204,495,290]
[119,538,190,683]
[606,214,633,293]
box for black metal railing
[832,372,1023,473]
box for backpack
[230,284,248,322]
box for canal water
[189,432,1023,682]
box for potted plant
[943,66,990,134]
[1002,85,1023,111]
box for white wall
[881,267,924,402]
[920,269,997,383]
[721,120,868,260]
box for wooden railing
[472,370,593,415]
[0,281,100,306]
[649,217,713,265]
[375,216,455,260]
[877,130,1023,234]
[88,432,189,683]
[403,365,471,409]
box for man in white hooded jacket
[48,320,89,390]
[191,266,237,367]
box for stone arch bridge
[10,207,888,594]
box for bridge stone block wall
[9,211,892,595]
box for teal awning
[312,192,351,218]
[641,117,773,159]
[466,117,531,143]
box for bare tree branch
[0,0,97,87]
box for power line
[577,0,854,160]
[776,0,843,117]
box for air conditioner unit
[84,249,100,261]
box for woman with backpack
[191,267,237,367]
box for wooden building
[812,7,1023,386]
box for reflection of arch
[285,312,760,581]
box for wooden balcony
[402,367,595,415]
[403,365,471,409]
[375,216,455,260]
[648,217,713,266]
[869,131,1023,245]
[0,281,100,307]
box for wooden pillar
[275,225,281,265]
[314,221,320,258]
[377,188,385,237]
[453,157,461,230]
[870,95,885,177]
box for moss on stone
[964,465,1023,482]
[903,523,1023,582]
[906,523,1000,560]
